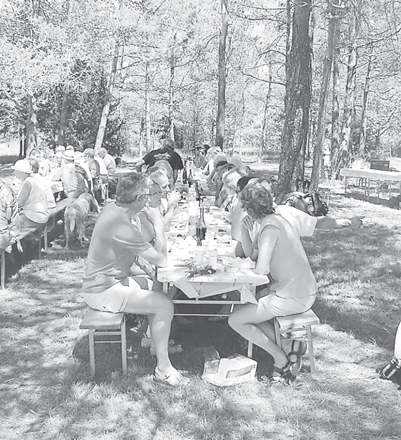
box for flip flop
[153,367,190,387]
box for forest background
[1,0,401,193]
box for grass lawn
[1,151,401,439]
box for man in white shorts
[82,172,188,386]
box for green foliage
[36,64,125,156]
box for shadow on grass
[303,221,401,352]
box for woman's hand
[241,215,254,232]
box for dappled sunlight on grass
[1,190,401,439]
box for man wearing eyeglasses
[82,172,189,386]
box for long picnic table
[340,168,401,201]
[157,176,269,358]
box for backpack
[283,190,329,217]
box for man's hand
[167,190,181,207]
[242,215,254,232]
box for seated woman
[13,160,50,229]
[30,159,56,216]
[228,179,363,383]
[82,172,188,386]
[216,169,245,217]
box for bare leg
[122,284,174,373]
[228,303,287,368]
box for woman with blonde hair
[228,179,363,383]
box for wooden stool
[246,309,320,373]
[79,309,127,378]
[273,309,320,373]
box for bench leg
[306,325,316,373]
[121,317,128,376]
[273,318,282,348]
[88,329,96,378]
[43,225,48,251]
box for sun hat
[66,145,75,152]
[63,150,75,161]
[12,160,32,174]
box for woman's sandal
[287,340,307,379]
[271,359,292,384]
[153,367,190,387]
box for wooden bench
[79,309,128,378]
[0,197,77,289]
[1,225,44,289]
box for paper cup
[208,248,218,266]
[195,246,204,265]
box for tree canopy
[1,0,401,186]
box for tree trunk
[333,7,359,177]
[330,15,341,178]
[169,32,176,142]
[277,0,312,197]
[260,56,272,163]
[144,62,151,152]
[58,80,69,147]
[19,127,24,158]
[215,0,229,150]
[359,48,372,157]
[94,41,120,155]
[310,2,338,189]
[25,94,37,156]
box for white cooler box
[202,354,257,387]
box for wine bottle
[182,160,188,184]
[196,207,207,245]
[195,181,200,202]
[188,168,193,187]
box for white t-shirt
[257,205,317,299]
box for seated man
[83,148,104,203]
[55,150,89,199]
[99,147,118,197]
[136,138,184,183]
[82,172,188,386]
[136,166,181,243]
[0,179,20,251]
